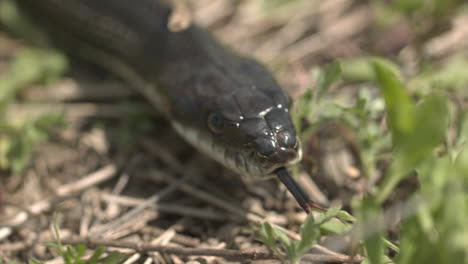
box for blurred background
[0,0,467,263]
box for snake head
[198,71,302,177]
[208,104,302,177]
[166,56,302,178]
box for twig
[143,140,306,241]
[284,6,371,61]
[142,226,199,248]
[0,165,117,249]
[41,237,364,263]
[165,0,192,32]
[8,103,153,122]
[92,181,183,236]
[52,165,117,198]
[141,125,347,256]
[0,241,29,252]
[141,140,259,220]
[297,172,330,206]
[0,165,117,233]
[140,139,185,174]
[100,193,229,221]
[20,79,135,101]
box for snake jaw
[249,139,303,176]
[171,120,302,178]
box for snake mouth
[244,140,303,176]
[172,121,302,178]
[235,139,302,177]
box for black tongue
[275,167,325,213]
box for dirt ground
[1,0,467,263]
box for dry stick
[142,139,257,220]
[92,175,187,236]
[93,151,204,236]
[149,160,352,261]
[150,170,250,221]
[297,172,329,207]
[20,80,134,102]
[141,226,199,248]
[98,211,159,240]
[141,140,352,258]
[164,0,192,32]
[0,164,117,232]
[123,253,141,264]
[43,237,363,263]
[0,165,117,251]
[284,6,371,61]
[0,241,28,252]
[142,139,346,255]
[100,193,229,221]
[149,222,179,263]
[151,170,312,243]
[8,103,153,121]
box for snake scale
[15,0,323,212]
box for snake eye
[207,112,224,134]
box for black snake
[15,0,323,212]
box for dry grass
[1,0,467,263]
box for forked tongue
[275,167,325,213]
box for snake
[14,0,323,212]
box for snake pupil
[207,112,224,133]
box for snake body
[15,0,323,211]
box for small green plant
[270,56,468,263]
[257,206,354,263]
[0,259,20,264]
[114,101,154,148]
[29,212,128,264]
[0,48,68,173]
[355,58,466,263]
[293,61,342,138]
[0,111,65,173]
[369,58,467,264]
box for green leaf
[373,57,415,146]
[100,252,128,264]
[358,197,385,264]
[336,209,357,222]
[314,206,342,226]
[382,237,400,253]
[88,247,105,264]
[259,222,276,248]
[273,226,292,248]
[456,111,468,149]
[315,61,341,100]
[320,219,353,235]
[293,85,314,130]
[341,56,400,82]
[296,214,319,256]
[412,93,449,152]
[455,145,468,177]
[373,57,450,203]
[74,244,87,261]
[285,243,300,264]
[409,56,468,93]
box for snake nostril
[254,137,277,157]
[277,130,296,148]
